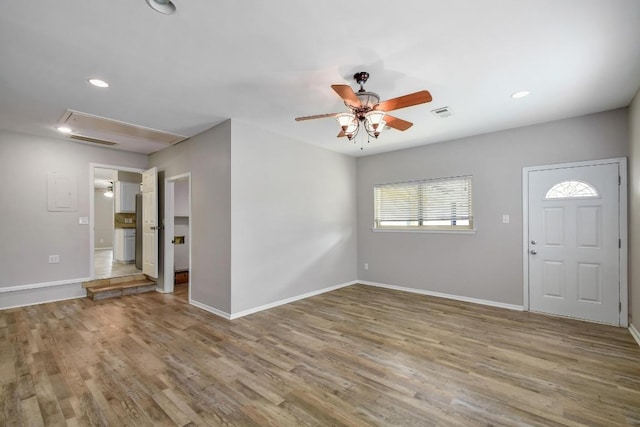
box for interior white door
[142,167,158,278]
[528,163,620,325]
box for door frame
[162,172,192,295]
[89,163,145,279]
[522,157,628,326]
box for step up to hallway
[82,274,157,301]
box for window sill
[371,228,477,235]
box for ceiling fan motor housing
[354,71,370,87]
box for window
[374,176,473,231]
[545,180,599,199]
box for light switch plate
[502,214,510,224]
[79,216,89,225]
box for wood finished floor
[1,284,639,426]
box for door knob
[530,240,537,245]
[530,250,537,255]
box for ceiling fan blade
[337,130,346,138]
[331,84,362,108]
[376,90,432,112]
[295,112,340,121]
[384,115,413,131]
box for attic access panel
[58,110,188,148]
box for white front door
[142,167,158,278]
[528,162,620,325]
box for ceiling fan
[295,71,432,141]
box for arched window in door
[544,180,599,200]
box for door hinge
[619,302,622,312]
[619,239,622,248]
[619,175,621,185]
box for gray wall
[150,121,232,313]
[230,121,357,313]
[174,178,189,217]
[117,171,142,183]
[0,130,148,288]
[150,119,357,316]
[357,109,629,305]
[94,188,114,249]
[629,91,640,330]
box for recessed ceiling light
[57,126,72,134]
[511,90,530,99]
[88,78,109,88]
[146,0,176,14]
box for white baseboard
[190,299,232,320]
[359,281,524,311]
[0,279,88,310]
[229,280,358,320]
[0,276,91,293]
[629,323,640,348]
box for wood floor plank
[1,283,639,425]
[20,395,46,427]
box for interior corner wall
[357,109,630,306]
[149,120,232,314]
[230,121,357,314]
[0,130,148,307]
[629,91,640,332]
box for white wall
[0,131,147,308]
[629,91,640,332]
[94,188,114,249]
[230,121,357,314]
[150,121,232,313]
[357,109,629,306]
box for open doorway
[91,164,144,279]
[163,173,191,300]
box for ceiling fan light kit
[296,71,432,148]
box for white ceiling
[1,0,639,157]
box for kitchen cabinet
[114,229,136,262]
[115,181,139,213]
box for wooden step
[83,274,157,301]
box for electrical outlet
[502,214,510,224]
[364,263,369,270]
[49,255,60,264]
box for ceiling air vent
[57,110,187,149]
[69,134,118,146]
[431,107,453,119]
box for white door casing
[524,160,626,326]
[142,167,158,278]
[163,173,191,295]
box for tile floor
[94,248,142,279]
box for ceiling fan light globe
[365,117,386,136]
[335,112,356,130]
[365,110,386,126]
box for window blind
[374,176,473,229]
